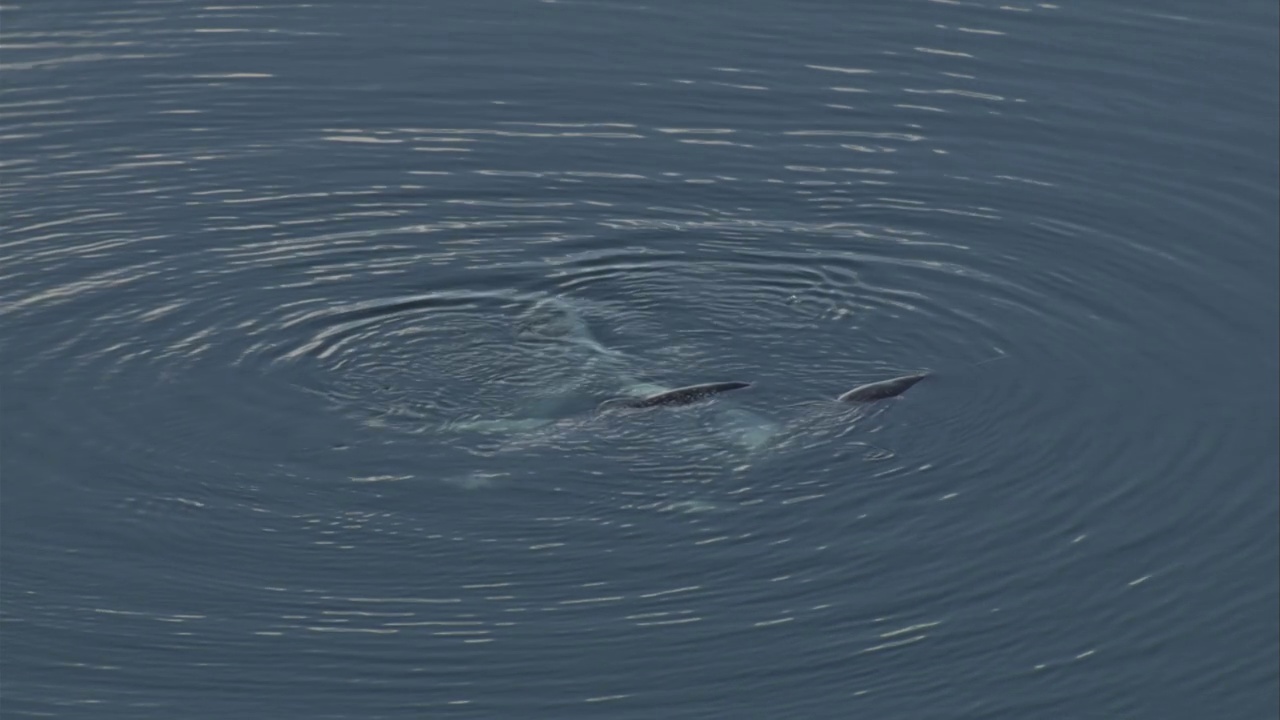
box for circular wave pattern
[1,79,1257,602]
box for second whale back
[598,381,752,411]
[835,373,929,403]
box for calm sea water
[2,1,1276,718]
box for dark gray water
[2,1,1276,718]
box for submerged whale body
[597,381,752,411]
[836,373,928,403]
[435,291,933,458]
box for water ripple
[2,0,1275,715]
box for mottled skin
[597,381,752,411]
[836,373,929,402]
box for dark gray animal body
[836,373,928,402]
[598,381,751,411]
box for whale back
[836,373,928,403]
[598,381,751,411]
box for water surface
[2,1,1277,718]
